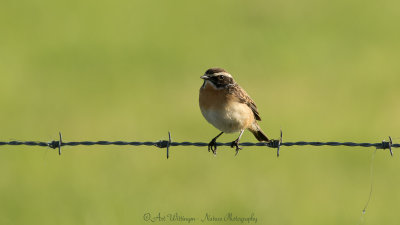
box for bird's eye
[218,75,224,80]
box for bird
[199,68,270,155]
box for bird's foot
[231,140,242,156]
[208,138,218,155]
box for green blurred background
[0,0,399,224]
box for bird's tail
[249,123,269,142]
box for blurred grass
[0,0,400,224]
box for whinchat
[199,68,270,155]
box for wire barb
[377,136,393,156]
[266,129,283,157]
[154,140,169,148]
[167,131,171,159]
[153,131,172,159]
[47,132,62,155]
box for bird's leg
[231,129,244,156]
[208,132,223,155]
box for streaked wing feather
[228,84,262,121]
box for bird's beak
[200,75,209,80]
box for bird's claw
[208,139,218,155]
[231,140,242,156]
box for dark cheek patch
[207,76,234,88]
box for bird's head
[200,68,235,88]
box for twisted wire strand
[0,131,396,158]
[0,141,398,148]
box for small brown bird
[199,68,270,155]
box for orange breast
[199,81,227,110]
[199,81,255,132]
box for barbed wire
[0,131,396,158]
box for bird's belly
[201,102,254,133]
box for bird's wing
[228,84,262,121]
